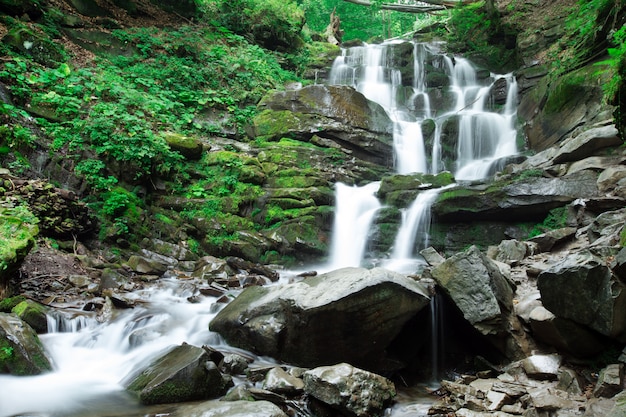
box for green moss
[621,226,626,247]
[0,205,39,278]
[544,73,588,115]
[0,295,26,312]
[527,206,569,238]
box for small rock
[522,354,561,380]
[593,364,624,398]
[263,367,305,394]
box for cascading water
[327,181,381,269]
[327,40,519,269]
[0,281,226,417]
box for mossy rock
[0,313,52,375]
[265,215,330,259]
[112,0,138,16]
[0,0,42,17]
[0,295,27,313]
[2,26,65,66]
[378,172,455,207]
[149,0,197,18]
[163,132,203,161]
[0,206,38,298]
[12,300,49,334]
[126,343,228,405]
[65,0,111,17]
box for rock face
[303,363,396,417]
[0,313,52,375]
[210,267,430,370]
[431,246,514,336]
[125,343,230,405]
[537,250,626,341]
[430,245,531,359]
[251,85,393,166]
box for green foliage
[299,0,419,41]
[202,0,305,51]
[446,1,515,70]
[596,24,626,103]
[528,206,568,238]
[515,169,544,181]
[553,0,623,80]
[0,346,14,361]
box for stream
[0,39,519,417]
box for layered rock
[209,267,430,370]
[251,85,393,166]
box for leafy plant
[527,207,568,238]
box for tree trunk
[342,0,481,14]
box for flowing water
[327,40,518,270]
[0,39,518,417]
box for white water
[327,181,382,270]
[0,281,225,417]
[327,40,519,269]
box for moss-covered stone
[163,132,203,161]
[2,25,65,67]
[12,300,49,334]
[0,296,27,313]
[0,313,52,375]
[126,343,228,405]
[0,206,38,298]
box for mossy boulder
[150,0,197,18]
[0,206,38,299]
[2,26,66,67]
[519,65,613,152]
[0,313,52,375]
[12,300,49,334]
[125,343,230,405]
[163,132,204,161]
[65,0,112,17]
[0,0,42,17]
[252,85,393,167]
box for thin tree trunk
[342,0,480,13]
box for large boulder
[430,246,530,359]
[537,250,626,341]
[0,205,38,298]
[125,343,231,405]
[431,246,514,336]
[303,363,395,417]
[0,313,52,375]
[209,267,430,370]
[251,85,393,166]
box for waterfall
[327,181,382,270]
[430,293,445,382]
[327,40,518,270]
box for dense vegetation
[0,0,625,262]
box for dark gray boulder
[431,246,514,336]
[538,250,626,341]
[125,343,231,405]
[209,267,430,370]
